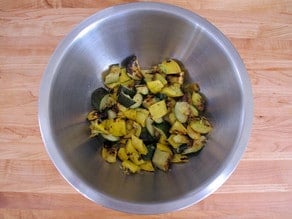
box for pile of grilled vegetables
[87,56,212,173]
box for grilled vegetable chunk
[152,144,173,171]
[91,87,115,112]
[189,117,212,134]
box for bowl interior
[40,3,252,214]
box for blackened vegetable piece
[125,55,143,80]
[139,127,157,144]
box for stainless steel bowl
[39,2,253,214]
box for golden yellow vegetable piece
[101,147,117,163]
[148,100,168,120]
[171,154,188,163]
[140,161,155,172]
[159,59,181,74]
[170,121,188,135]
[135,108,149,127]
[108,119,126,136]
[161,84,184,97]
[125,138,137,154]
[121,160,140,173]
[123,109,137,120]
[152,147,172,171]
[189,117,212,134]
[146,80,164,94]
[118,147,128,161]
[131,135,148,155]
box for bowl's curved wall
[39,2,253,214]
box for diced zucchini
[168,134,190,148]
[159,59,181,74]
[107,109,117,119]
[189,117,212,134]
[135,108,149,127]
[104,64,120,86]
[141,144,156,160]
[166,71,184,85]
[125,55,143,80]
[132,121,142,137]
[148,100,168,120]
[146,80,164,94]
[183,83,200,93]
[182,136,206,155]
[189,105,199,118]
[187,124,201,140]
[91,88,115,112]
[121,160,140,173]
[153,121,171,137]
[135,85,149,95]
[117,88,136,108]
[146,117,155,136]
[192,92,205,111]
[101,146,118,163]
[152,147,172,171]
[174,102,190,123]
[130,93,143,109]
[118,85,136,97]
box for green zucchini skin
[142,144,156,161]
[91,87,111,112]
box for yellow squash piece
[159,59,182,74]
[135,108,149,127]
[118,147,128,161]
[125,138,137,154]
[140,161,155,172]
[131,135,148,155]
[121,160,140,173]
[148,100,168,120]
[171,154,188,163]
[170,121,188,134]
[146,80,164,94]
[108,118,127,136]
[101,147,117,163]
[123,109,137,120]
[161,84,184,97]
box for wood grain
[0,0,292,218]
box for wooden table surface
[0,0,291,218]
